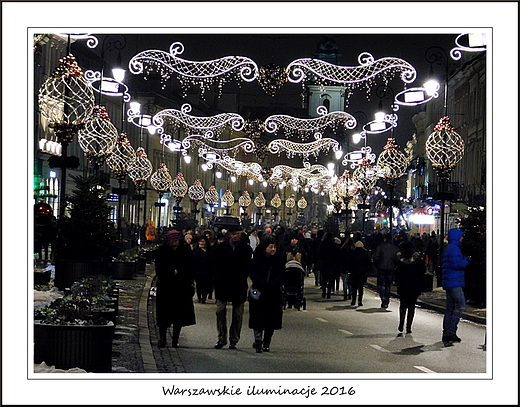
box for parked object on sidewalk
[282,260,306,310]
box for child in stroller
[282,260,307,310]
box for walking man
[212,226,253,349]
[372,233,399,308]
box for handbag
[248,288,262,301]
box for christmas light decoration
[254,192,266,208]
[297,196,308,209]
[270,193,282,209]
[244,118,266,139]
[425,116,465,180]
[352,158,379,193]
[188,179,205,202]
[221,190,235,207]
[181,135,255,158]
[170,173,188,200]
[204,185,219,206]
[107,132,135,181]
[264,106,356,140]
[238,191,252,208]
[78,105,118,166]
[84,69,131,101]
[269,163,330,188]
[286,52,417,89]
[268,135,340,160]
[129,42,259,96]
[450,33,487,60]
[57,33,99,48]
[258,63,288,96]
[285,196,296,209]
[150,163,173,193]
[153,103,245,139]
[128,147,153,190]
[342,146,376,168]
[376,138,409,186]
[38,54,95,144]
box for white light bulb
[201,163,208,171]
[335,149,343,160]
[215,171,222,179]
[352,133,362,144]
[112,67,126,83]
[183,155,192,164]
[231,175,237,182]
[248,179,254,185]
[423,79,440,96]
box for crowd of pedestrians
[152,222,470,352]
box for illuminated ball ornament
[426,116,465,180]
[150,163,173,194]
[170,173,188,198]
[204,186,219,206]
[222,190,235,207]
[254,191,266,208]
[258,63,288,96]
[285,196,296,209]
[78,105,118,166]
[270,193,282,209]
[38,54,95,145]
[238,191,252,208]
[353,158,378,193]
[376,138,408,187]
[129,147,153,190]
[188,179,205,203]
[107,132,135,181]
[297,196,308,209]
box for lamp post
[424,46,465,285]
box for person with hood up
[154,230,195,348]
[395,241,426,334]
[441,228,470,345]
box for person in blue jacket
[441,228,470,345]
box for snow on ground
[34,362,87,373]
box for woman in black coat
[192,235,212,304]
[155,230,196,348]
[248,237,286,353]
[395,241,426,334]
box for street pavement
[110,263,486,373]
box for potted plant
[110,248,139,279]
[34,276,116,373]
[52,174,119,290]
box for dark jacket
[192,245,211,281]
[349,246,371,285]
[317,235,341,275]
[248,245,285,330]
[212,238,253,303]
[395,251,426,298]
[442,228,469,290]
[154,241,196,327]
[372,241,399,273]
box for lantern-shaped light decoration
[271,193,282,209]
[376,138,409,187]
[188,179,205,204]
[285,196,296,209]
[353,158,379,194]
[107,132,135,182]
[129,147,153,190]
[238,191,252,208]
[205,186,219,206]
[254,191,266,208]
[38,54,95,145]
[425,116,465,180]
[150,163,173,197]
[222,189,235,208]
[171,173,188,198]
[297,196,308,209]
[38,54,94,144]
[78,105,118,166]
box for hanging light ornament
[188,179,205,202]
[425,116,465,180]
[128,147,153,190]
[204,185,219,206]
[107,132,135,182]
[244,118,266,139]
[238,191,252,208]
[170,173,188,208]
[78,105,118,167]
[258,63,288,96]
[150,163,173,195]
[221,189,235,208]
[271,193,282,209]
[253,140,269,162]
[297,196,308,209]
[38,54,95,145]
[353,158,379,193]
[268,135,340,160]
[254,191,266,208]
[376,138,409,187]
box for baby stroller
[282,260,307,310]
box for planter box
[54,260,108,291]
[34,322,115,373]
[109,262,136,280]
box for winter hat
[164,230,182,241]
[355,241,364,248]
[304,232,311,239]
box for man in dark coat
[212,226,253,349]
[372,233,399,308]
[154,230,195,348]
